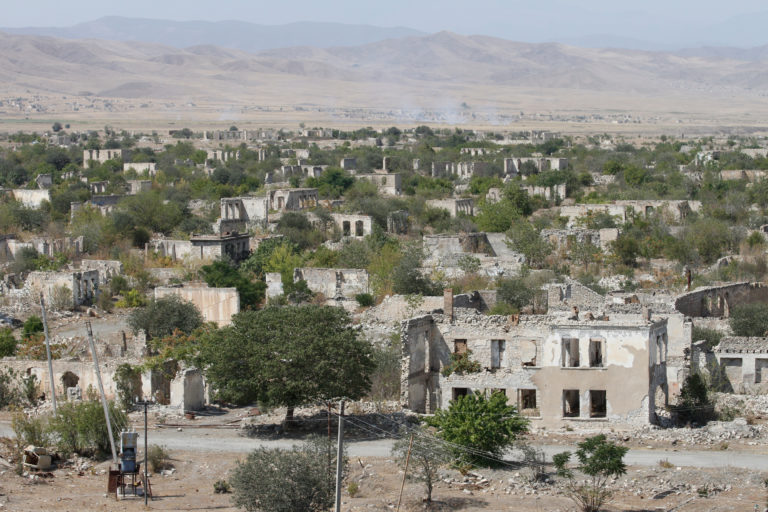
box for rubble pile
[616,419,768,447]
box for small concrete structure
[25,270,99,307]
[10,189,51,208]
[84,149,123,168]
[123,162,156,175]
[35,174,53,189]
[170,367,206,411]
[126,180,152,195]
[674,282,768,318]
[522,184,567,201]
[218,196,269,232]
[356,173,402,196]
[340,158,357,170]
[504,157,568,176]
[426,198,474,217]
[79,259,123,284]
[268,188,319,211]
[541,228,619,253]
[206,150,240,163]
[331,213,373,238]
[692,337,768,394]
[90,181,109,194]
[155,286,240,326]
[387,210,409,234]
[150,233,250,262]
[294,268,369,299]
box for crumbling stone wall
[674,282,768,318]
[293,268,369,299]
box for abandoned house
[355,173,402,196]
[83,149,123,168]
[692,337,768,394]
[401,294,669,427]
[331,213,373,238]
[217,196,270,232]
[268,188,319,211]
[426,198,475,218]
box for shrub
[114,364,142,411]
[347,481,359,497]
[20,374,38,406]
[367,335,401,402]
[48,400,127,457]
[115,289,147,308]
[730,303,768,337]
[441,350,482,377]
[554,435,628,512]
[0,328,17,357]
[229,437,343,512]
[128,295,203,340]
[110,275,129,296]
[22,316,44,340]
[147,444,171,472]
[0,368,21,408]
[11,411,50,448]
[50,285,74,311]
[96,291,114,312]
[355,293,374,307]
[692,326,723,350]
[426,391,528,467]
[672,373,714,425]
[213,479,231,494]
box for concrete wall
[25,270,99,307]
[84,149,123,168]
[426,198,474,217]
[170,367,206,411]
[356,174,402,196]
[294,268,369,299]
[331,214,373,238]
[155,286,240,326]
[11,189,50,208]
[79,260,123,283]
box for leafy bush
[128,295,203,340]
[229,437,343,512]
[200,260,265,308]
[48,400,127,457]
[114,363,143,410]
[427,391,528,467]
[367,335,401,402]
[355,293,374,307]
[441,350,482,377]
[147,444,171,472]
[692,326,723,350]
[11,411,50,448]
[672,373,714,425]
[0,328,17,357]
[0,368,21,409]
[496,277,534,312]
[213,479,231,494]
[115,289,147,308]
[730,303,768,337]
[20,374,38,405]
[554,435,628,512]
[22,316,44,340]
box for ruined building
[401,298,669,427]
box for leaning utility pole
[86,321,117,464]
[40,294,56,413]
[334,400,345,512]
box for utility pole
[136,399,152,505]
[334,400,345,512]
[40,294,56,413]
[86,321,117,464]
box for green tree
[229,437,342,512]
[672,372,713,424]
[391,426,451,502]
[496,277,534,312]
[262,241,304,287]
[0,328,17,357]
[392,244,438,295]
[199,305,374,422]
[127,295,203,341]
[730,303,768,337]
[22,316,44,341]
[553,435,628,512]
[426,391,528,467]
[611,234,640,267]
[505,222,551,269]
[199,260,265,308]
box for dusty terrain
[1,406,767,511]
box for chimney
[642,306,651,321]
[444,288,454,322]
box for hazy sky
[4,0,768,47]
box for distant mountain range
[1,28,767,117]
[0,16,425,53]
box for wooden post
[396,434,414,512]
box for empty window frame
[589,338,604,367]
[491,339,505,369]
[453,339,468,355]
[590,390,607,418]
[518,389,538,416]
[756,359,768,384]
[452,387,469,400]
[563,389,580,417]
[562,338,579,367]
